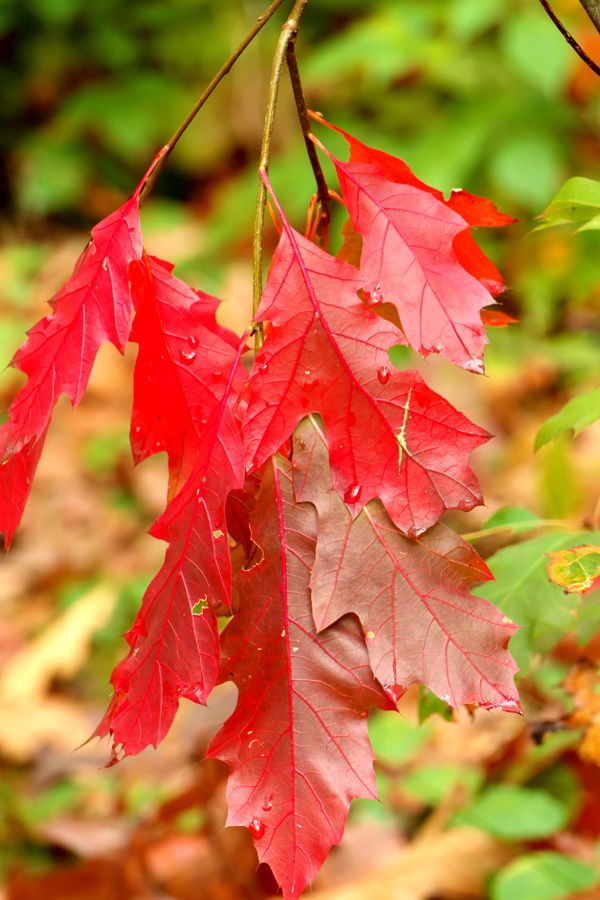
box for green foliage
[417,686,453,722]
[537,177,600,231]
[402,763,482,805]
[452,785,569,840]
[479,506,543,536]
[491,852,598,900]
[547,544,600,594]
[478,532,598,670]
[535,386,600,449]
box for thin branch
[579,0,600,35]
[537,0,600,78]
[138,0,288,205]
[459,519,586,542]
[252,0,309,350]
[286,42,331,236]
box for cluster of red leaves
[0,123,520,899]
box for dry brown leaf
[0,585,117,760]
[563,661,600,764]
[306,826,515,900]
[0,584,116,703]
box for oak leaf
[292,417,520,711]
[95,257,247,759]
[243,223,488,537]
[311,115,516,372]
[0,147,167,546]
[208,454,392,900]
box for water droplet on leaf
[377,366,391,384]
[132,425,142,439]
[211,370,222,382]
[364,284,384,306]
[302,373,319,392]
[262,797,273,812]
[257,360,269,374]
[344,482,362,504]
[249,818,266,839]
[188,335,199,348]
[180,349,196,363]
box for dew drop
[257,360,269,374]
[301,373,320,392]
[364,284,384,306]
[153,440,164,453]
[188,335,199,348]
[344,482,362,504]
[500,698,522,714]
[40,315,53,331]
[262,797,273,812]
[211,370,222,383]
[132,425,143,440]
[249,818,266,839]
[180,349,196,363]
[377,365,391,385]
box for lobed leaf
[293,418,520,711]
[208,454,392,900]
[95,258,247,759]
[244,225,488,537]
[0,147,167,546]
[129,254,244,500]
[311,115,516,371]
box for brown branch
[286,42,331,234]
[537,0,600,78]
[579,0,600,35]
[138,0,288,205]
[252,0,309,350]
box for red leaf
[293,417,520,712]
[129,255,244,500]
[243,220,488,537]
[311,116,515,371]
[481,307,518,328]
[208,455,391,900]
[0,147,168,546]
[95,261,247,759]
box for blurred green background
[3,1,600,897]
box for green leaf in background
[368,711,431,766]
[489,132,564,210]
[536,177,600,231]
[403,763,483,805]
[535,387,600,450]
[418,686,453,723]
[490,852,598,900]
[500,10,571,98]
[480,506,542,535]
[546,544,600,594]
[453,785,568,840]
[477,532,597,669]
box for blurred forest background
[3,0,600,898]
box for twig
[537,0,600,78]
[460,519,586,542]
[252,0,309,350]
[138,0,288,205]
[286,42,331,240]
[579,0,600,35]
